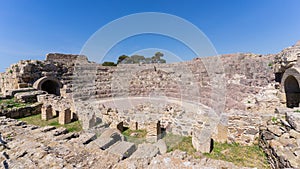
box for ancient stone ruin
[0,42,300,168]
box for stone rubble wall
[259,107,300,169]
[0,102,42,118]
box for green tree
[117,52,166,64]
[151,52,166,63]
[102,61,117,66]
[117,55,129,64]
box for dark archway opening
[41,80,61,96]
[284,75,300,108]
[275,73,283,83]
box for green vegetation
[271,116,278,123]
[102,52,166,66]
[163,133,197,156]
[122,129,147,144]
[0,98,31,109]
[204,142,269,168]
[121,52,166,64]
[102,61,117,66]
[268,62,273,67]
[247,100,251,103]
[162,133,269,168]
[9,69,13,74]
[117,55,129,64]
[294,109,300,113]
[18,114,82,132]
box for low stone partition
[38,94,76,124]
[259,108,300,169]
[15,90,46,102]
[1,102,42,118]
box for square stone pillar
[192,124,213,153]
[41,105,53,121]
[59,108,72,125]
[146,120,161,142]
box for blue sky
[0,0,300,71]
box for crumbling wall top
[46,53,89,64]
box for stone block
[130,143,159,159]
[107,141,137,159]
[286,112,300,132]
[41,105,53,121]
[154,139,167,154]
[290,129,300,139]
[192,125,213,153]
[59,108,72,125]
[52,127,68,136]
[73,133,96,145]
[267,125,284,137]
[40,126,56,132]
[93,137,116,150]
[212,123,228,143]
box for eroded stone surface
[286,112,300,132]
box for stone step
[92,137,116,150]
[90,128,125,150]
[54,132,79,141]
[70,133,96,145]
[51,127,68,136]
[130,143,159,159]
[106,141,137,160]
[39,126,56,133]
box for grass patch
[0,98,31,109]
[164,134,196,156]
[162,133,269,168]
[122,129,147,144]
[204,142,269,168]
[18,114,82,132]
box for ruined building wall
[0,52,276,145]
[72,53,274,111]
[0,53,89,98]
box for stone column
[146,120,161,142]
[192,124,213,153]
[59,108,72,125]
[41,105,53,121]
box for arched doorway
[284,75,300,108]
[33,77,62,96]
[41,80,60,95]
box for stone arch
[282,67,300,108]
[33,77,62,96]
